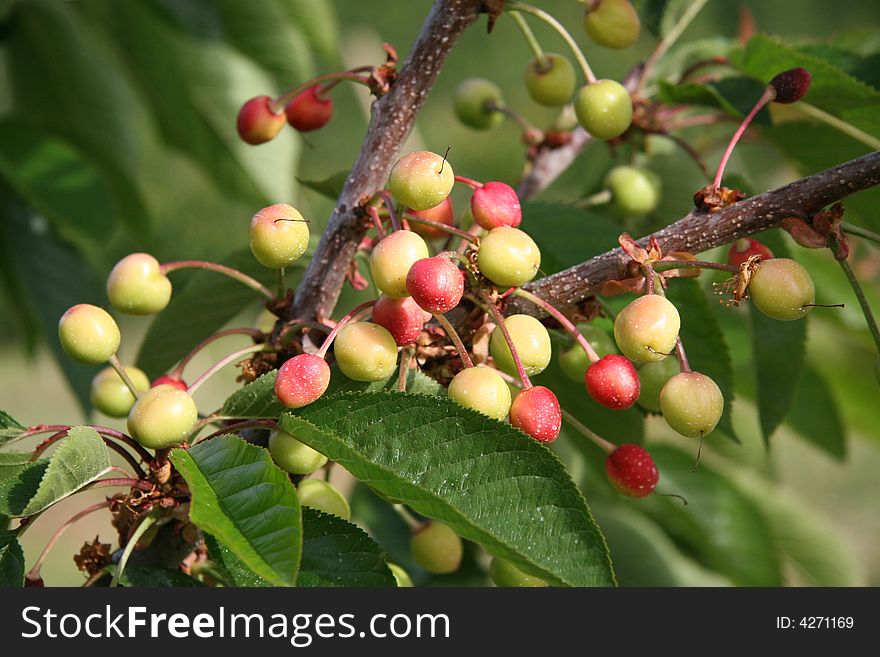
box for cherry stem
[481,291,532,389]
[638,0,709,94]
[26,500,112,583]
[453,175,483,189]
[835,251,880,357]
[30,430,146,477]
[277,267,287,299]
[368,206,387,240]
[20,424,153,467]
[507,2,596,84]
[171,328,264,380]
[279,320,332,346]
[111,510,160,588]
[653,259,739,273]
[484,100,542,139]
[187,344,269,395]
[316,299,377,359]
[392,504,422,530]
[712,86,775,189]
[398,345,415,392]
[380,191,402,232]
[674,337,692,373]
[160,260,274,300]
[433,313,475,368]
[509,10,549,70]
[404,215,478,243]
[560,408,616,454]
[87,477,156,493]
[194,419,279,445]
[797,102,880,151]
[107,354,143,401]
[575,189,612,208]
[841,222,880,245]
[269,71,371,113]
[644,263,657,295]
[513,288,599,363]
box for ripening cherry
[509,386,562,443]
[477,226,541,288]
[636,357,680,413]
[453,78,505,130]
[275,353,331,408]
[585,354,640,410]
[369,229,430,298]
[471,181,522,230]
[372,295,430,346]
[489,557,548,587]
[447,366,512,420]
[659,371,724,438]
[333,322,399,382]
[106,253,172,316]
[388,151,455,211]
[605,444,659,498]
[574,80,633,140]
[748,258,815,321]
[769,67,812,104]
[127,384,199,450]
[285,85,333,132]
[58,304,121,365]
[559,324,617,382]
[236,95,285,145]
[90,365,150,418]
[410,521,463,574]
[583,0,641,49]
[614,295,681,364]
[152,375,188,391]
[408,198,455,241]
[489,314,552,377]
[249,203,310,269]
[269,430,327,475]
[524,53,576,106]
[727,237,774,267]
[405,256,465,314]
[297,479,351,520]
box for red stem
[674,337,692,373]
[404,214,478,243]
[160,260,274,300]
[316,299,377,359]
[172,328,264,380]
[26,500,112,582]
[454,175,483,189]
[270,71,371,113]
[712,87,774,189]
[482,292,532,389]
[512,288,599,363]
[368,206,387,240]
[433,313,475,368]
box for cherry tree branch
[290,0,484,322]
[505,150,880,316]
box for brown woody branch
[505,150,880,316]
[290,0,484,322]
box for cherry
[388,563,414,587]
[574,80,633,140]
[90,365,150,418]
[636,357,680,413]
[297,479,351,520]
[127,384,198,449]
[388,151,455,211]
[770,67,812,104]
[489,557,548,587]
[583,0,641,49]
[524,53,576,107]
[489,314,551,377]
[447,366,512,420]
[58,304,121,365]
[605,165,661,216]
[471,181,522,230]
[585,354,640,410]
[333,322,399,382]
[559,324,617,382]
[748,258,815,321]
[284,85,333,132]
[410,521,463,574]
[236,95,285,145]
[405,256,465,314]
[453,78,504,130]
[659,371,724,438]
[275,353,331,408]
[727,237,773,267]
[107,253,172,315]
[369,229,430,298]
[604,443,659,498]
[613,295,681,364]
[407,198,455,241]
[509,386,562,443]
[372,295,430,346]
[477,226,541,288]
[269,430,327,475]
[249,203,310,269]
[152,375,188,391]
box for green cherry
[453,78,505,130]
[613,295,680,364]
[249,203,310,269]
[574,80,633,140]
[107,253,172,315]
[388,151,455,211]
[477,226,541,288]
[489,557,548,587]
[659,371,724,438]
[58,304,121,365]
[489,314,552,377]
[748,258,815,321]
[636,357,681,413]
[605,165,661,216]
[269,430,328,475]
[334,322,399,382]
[369,229,430,298]
[447,366,512,420]
[297,479,351,520]
[583,0,641,49]
[524,53,576,107]
[127,384,198,450]
[410,521,463,574]
[90,365,150,418]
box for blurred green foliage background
[1,0,879,586]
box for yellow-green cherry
[489,314,551,377]
[659,371,724,438]
[477,227,541,288]
[334,322,399,382]
[269,430,328,475]
[369,230,429,298]
[748,258,815,321]
[58,304,121,365]
[453,78,505,130]
[297,479,351,520]
[524,53,576,107]
[583,0,641,49]
[614,295,680,363]
[90,365,150,417]
[447,366,512,420]
[388,151,455,211]
[127,384,198,449]
[489,557,548,587]
[107,253,172,315]
[574,80,633,140]
[410,521,463,574]
[249,203,310,269]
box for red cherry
[275,354,331,409]
[509,386,561,443]
[372,295,430,346]
[405,256,465,314]
[585,354,640,410]
[605,444,659,498]
[471,182,522,230]
[151,375,187,391]
[770,67,812,104]
[727,238,774,267]
[236,95,285,145]
[408,198,455,240]
[285,85,334,132]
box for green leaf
[136,250,281,379]
[221,365,442,419]
[0,529,25,587]
[296,171,349,201]
[169,435,302,586]
[0,411,25,447]
[641,446,781,586]
[0,426,111,517]
[0,452,33,483]
[106,564,205,587]
[786,366,846,460]
[204,534,269,587]
[636,0,694,38]
[298,507,395,587]
[280,391,615,587]
[657,77,771,122]
[666,278,738,441]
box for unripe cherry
[524,53,576,106]
[372,295,430,346]
[509,386,562,443]
[410,521,463,574]
[107,253,172,315]
[613,295,681,364]
[727,237,773,267]
[583,0,641,49]
[58,304,121,365]
[748,258,815,321]
[297,479,351,520]
[236,95,285,145]
[477,226,541,288]
[369,229,429,298]
[559,324,617,382]
[605,166,661,216]
[284,85,333,132]
[388,151,455,211]
[489,314,551,377]
[585,354,640,410]
[90,365,150,418]
[405,256,465,314]
[636,357,680,413]
[605,444,659,498]
[269,430,327,475]
[249,203,310,269]
[127,384,198,450]
[489,557,548,587]
[275,353,331,408]
[471,181,522,230]
[334,322,398,382]
[659,371,724,438]
[408,198,455,240]
[447,366,512,420]
[453,78,504,130]
[574,80,633,140]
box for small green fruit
[453,78,504,130]
[584,0,641,49]
[297,479,351,520]
[748,258,815,321]
[489,314,551,377]
[614,295,680,364]
[107,253,172,315]
[58,304,121,365]
[334,322,399,382]
[447,366,512,420]
[559,324,617,382]
[605,165,661,216]
[637,357,681,412]
[489,557,548,587]
[269,430,328,475]
[249,203,310,269]
[127,384,198,450]
[524,53,576,106]
[369,229,429,298]
[574,80,633,140]
[659,371,724,438]
[388,151,455,211]
[410,521,463,574]
[477,226,541,288]
[90,365,150,417]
